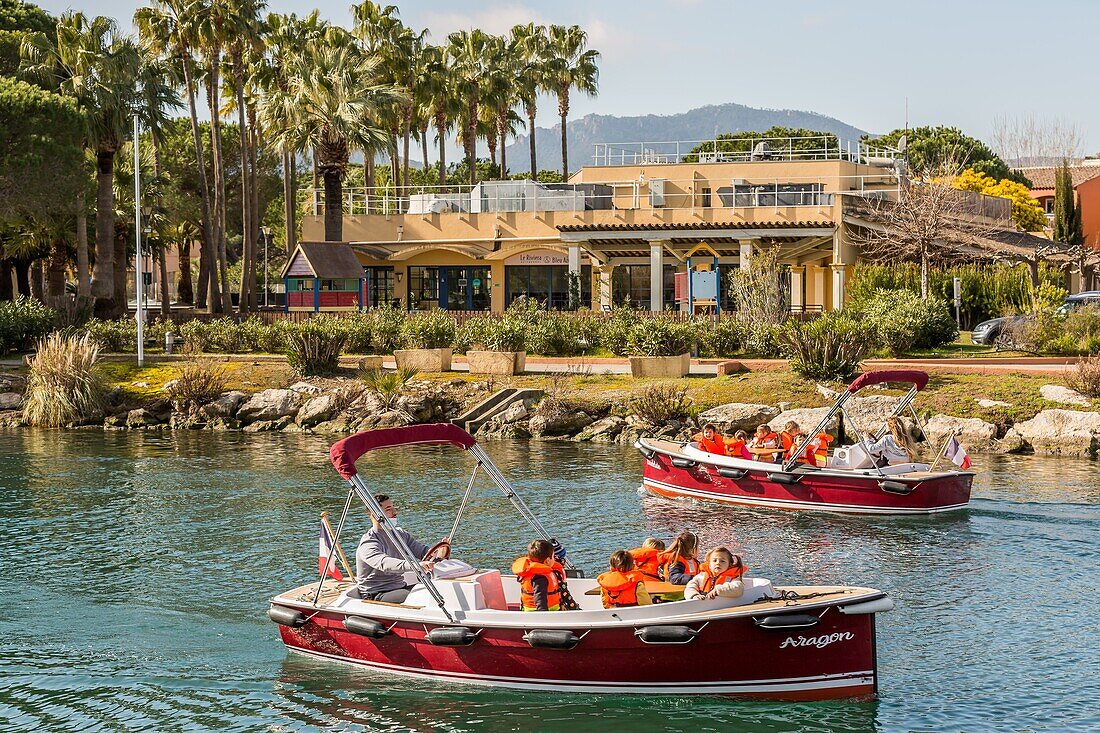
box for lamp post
[134,115,145,368]
[261,226,271,308]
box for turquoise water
[0,430,1097,733]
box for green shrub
[700,318,745,358]
[341,313,373,354]
[167,361,226,412]
[22,332,106,427]
[256,320,293,353]
[84,317,137,352]
[368,304,405,354]
[485,317,526,352]
[204,317,253,353]
[179,319,212,352]
[454,315,495,353]
[599,306,640,356]
[857,289,959,355]
[628,383,692,424]
[401,310,456,349]
[0,297,56,354]
[360,366,419,409]
[285,320,346,376]
[1065,305,1100,344]
[625,314,696,357]
[1068,355,1100,398]
[742,323,784,358]
[780,312,875,381]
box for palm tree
[264,40,402,241]
[419,44,459,187]
[352,2,402,208]
[386,25,426,195]
[510,23,548,176]
[21,12,141,316]
[446,29,491,185]
[135,0,220,311]
[482,34,524,177]
[543,25,599,181]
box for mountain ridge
[505,101,871,173]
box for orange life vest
[754,431,780,461]
[511,557,562,611]
[657,550,700,582]
[692,431,727,455]
[724,438,747,458]
[629,547,662,579]
[596,570,646,608]
[807,433,833,466]
[699,563,747,594]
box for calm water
[0,430,1097,733]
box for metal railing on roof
[591,136,901,167]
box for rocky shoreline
[1,370,1098,458]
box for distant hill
[505,102,870,173]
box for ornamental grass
[22,332,107,427]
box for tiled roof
[555,220,832,232]
[282,242,365,279]
[1016,165,1100,190]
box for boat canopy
[847,370,929,394]
[329,423,477,479]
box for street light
[134,115,145,367]
[261,226,271,308]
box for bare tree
[991,114,1082,167]
[849,156,1000,298]
[728,247,788,324]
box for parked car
[971,291,1100,345]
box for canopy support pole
[313,488,355,607]
[448,462,480,548]
[346,473,454,622]
[782,391,851,472]
[872,385,920,440]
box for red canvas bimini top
[847,370,929,393]
[329,423,477,479]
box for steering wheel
[423,539,451,562]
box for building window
[506,265,591,309]
[364,266,394,308]
[287,278,313,292]
[1044,198,1055,214]
[611,265,677,307]
[407,266,439,310]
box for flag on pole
[319,520,344,580]
[944,436,972,470]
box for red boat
[269,423,894,699]
[637,370,973,515]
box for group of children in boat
[691,416,918,468]
[511,530,747,612]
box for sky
[34,0,1100,155]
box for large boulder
[126,408,167,428]
[200,391,247,419]
[1006,409,1100,457]
[495,400,529,425]
[575,415,626,442]
[769,407,836,433]
[288,381,323,396]
[529,410,596,438]
[1040,384,1092,407]
[922,414,1000,453]
[697,403,779,434]
[844,395,903,433]
[0,392,23,410]
[236,389,301,424]
[296,394,338,427]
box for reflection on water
[0,429,1097,733]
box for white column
[649,241,664,311]
[831,265,847,311]
[568,244,581,278]
[599,264,615,310]
[739,240,753,271]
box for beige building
[300,135,1023,313]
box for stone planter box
[628,353,691,378]
[467,350,526,376]
[394,348,452,373]
[357,356,384,372]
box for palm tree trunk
[182,53,216,311]
[112,227,127,318]
[282,149,296,254]
[436,119,447,188]
[207,65,231,313]
[402,106,412,194]
[487,135,497,171]
[13,259,31,297]
[527,106,537,175]
[75,190,89,297]
[365,154,374,214]
[248,110,261,308]
[30,259,44,301]
[420,124,429,183]
[47,239,67,299]
[466,98,478,185]
[559,93,570,182]
[178,237,193,305]
[0,260,12,300]
[499,120,508,177]
[91,148,116,305]
[323,166,343,241]
[234,54,252,314]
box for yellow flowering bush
[952,168,1047,232]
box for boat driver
[355,493,445,603]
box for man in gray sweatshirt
[355,493,443,603]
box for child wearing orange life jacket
[657,530,700,585]
[596,550,653,609]
[725,429,752,460]
[511,539,564,611]
[747,424,781,462]
[691,423,727,455]
[628,537,666,580]
[684,547,748,601]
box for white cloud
[417,4,550,38]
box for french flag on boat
[944,436,972,470]
[318,520,343,580]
